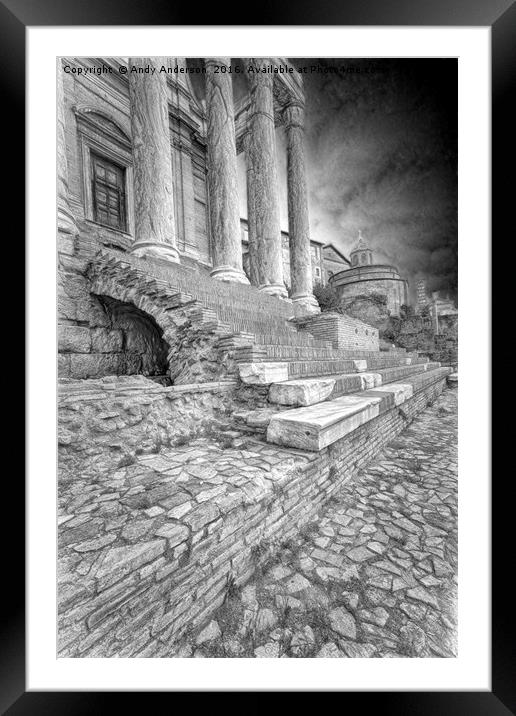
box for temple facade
[58,56,319,315]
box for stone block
[95,540,166,591]
[238,362,289,385]
[91,328,124,353]
[359,373,383,389]
[266,394,383,451]
[354,360,368,372]
[368,383,414,406]
[58,354,71,378]
[69,353,122,379]
[58,325,91,354]
[269,378,336,407]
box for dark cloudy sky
[193,58,458,302]
[300,59,457,302]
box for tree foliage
[312,282,341,312]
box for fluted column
[244,127,259,286]
[284,101,320,316]
[128,57,179,263]
[57,61,78,238]
[246,60,287,298]
[205,58,248,283]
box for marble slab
[268,378,336,407]
[238,362,289,385]
[266,394,383,451]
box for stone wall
[58,242,244,385]
[58,377,238,481]
[59,294,170,381]
[58,372,449,657]
[61,59,209,264]
[333,277,408,318]
[338,295,392,334]
[295,311,379,351]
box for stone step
[287,359,368,379]
[268,362,441,407]
[236,355,432,386]
[266,367,453,451]
[237,358,367,385]
[252,333,333,349]
[237,344,427,367]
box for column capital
[283,101,306,130]
[204,57,231,70]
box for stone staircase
[87,247,453,453]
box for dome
[349,230,373,267]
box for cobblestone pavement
[176,387,458,658]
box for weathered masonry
[59,57,318,348]
[57,57,454,657]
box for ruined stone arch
[87,252,236,385]
[93,294,171,382]
[88,268,177,383]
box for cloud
[298,59,457,301]
[236,58,457,302]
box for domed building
[329,231,409,317]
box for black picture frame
[6,0,509,709]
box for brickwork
[57,371,449,656]
[296,311,379,351]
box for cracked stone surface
[174,388,457,658]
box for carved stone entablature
[191,130,207,148]
[63,58,130,113]
[168,106,202,136]
[234,58,305,154]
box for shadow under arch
[94,294,171,384]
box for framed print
[5,0,511,708]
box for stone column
[205,58,248,283]
[246,60,287,298]
[244,127,259,286]
[128,57,179,263]
[57,60,78,238]
[284,101,320,316]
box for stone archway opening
[95,295,172,385]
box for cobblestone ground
[176,387,458,658]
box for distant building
[329,231,409,317]
[322,243,351,284]
[430,291,458,333]
[416,279,429,312]
[240,219,325,291]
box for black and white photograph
[56,56,459,660]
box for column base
[291,292,321,317]
[258,283,289,300]
[131,242,180,263]
[210,265,250,284]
